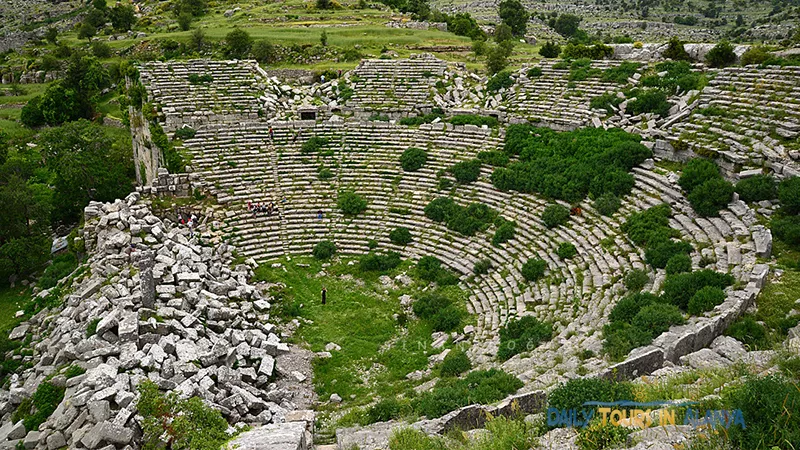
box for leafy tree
[44,27,58,45]
[174,0,207,16]
[110,4,136,31]
[662,37,692,61]
[177,13,193,31]
[337,191,367,215]
[541,204,570,228]
[705,41,737,68]
[252,40,277,63]
[486,41,514,75]
[521,258,547,282]
[539,41,561,58]
[740,45,772,66]
[77,22,97,40]
[407,0,430,20]
[498,0,529,36]
[38,120,134,224]
[224,29,253,59]
[552,13,582,37]
[494,23,513,43]
[190,28,206,51]
[91,41,112,58]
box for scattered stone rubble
[0,192,313,449]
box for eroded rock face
[0,193,312,449]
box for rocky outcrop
[0,193,310,449]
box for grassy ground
[252,255,470,411]
[0,287,31,333]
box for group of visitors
[248,201,277,217]
[177,212,198,237]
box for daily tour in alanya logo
[547,400,746,430]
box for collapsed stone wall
[0,193,310,449]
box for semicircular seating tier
[665,65,800,178]
[504,59,643,130]
[178,120,761,379]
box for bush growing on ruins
[337,191,367,215]
[487,70,514,92]
[400,147,428,171]
[224,29,253,59]
[624,269,649,291]
[562,43,613,60]
[477,150,509,167]
[556,242,577,259]
[302,136,329,153]
[679,158,721,195]
[772,216,800,247]
[632,303,685,335]
[687,177,734,217]
[138,380,232,450]
[174,127,197,140]
[641,61,705,93]
[12,381,65,431]
[662,37,692,61]
[521,258,547,282]
[551,13,582,37]
[359,252,402,272]
[388,428,446,450]
[735,174,776,203]
[389,227,413,246]
[725,315,768,349]
[541,204,570,229]
[644,239,692,269]
[602,321,652,360]
[608,292,660,324]
[740,45,772,66]
[725,375,800,449]
[473,258,492,275]
[548,378,634,412]
[626,89,671,117]
[449,159,481,183]
[492,220,516,246]
[449,115,499,127]
[779,176,800,215]
[416,256,458,286]
[486,41,514,75]
[526,67,543,78]
[424,197,499,236]
[91,41,112,58]
[411,369,523,418]
[661,269,734,311]
[493,126,651,203]
[665,253,691,275]
[590,92,624,115]
[539,41,561,58]
[497,316,553,360]
[38,252,78,289]
[312,240,337,259]
[252,40,278,63]
[601,62,641,84]
[577,420,632,450]
[622,204,675,247]
[705,41,737,68]
[594,192,621,216]
[366,398,402,424]
[413,293,463,331]
[494,23,514,44]
[687,285,726,315]
[440,350,471,377]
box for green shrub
[389,227,413,246]
[138,380,232,450]
[601,62,641,84]
[622,204,674,247]
[473,258,492,275]
[688,178,734,217]
[665,253,691,275]
[337,191,367,215]
[705,41,737,68]
[431,306,463,332]
[424,198,499,236]
[735,174,776,203]
[12,381,65,431]
[359,252,402,272]
[679,158,720,195]
[173,127,197,140]
[608,292,660,324]
[301,136,330,153]
[539,41,561,58]
[487,70,514,91]
[86,317,101,337]
[725,376,800,449]
[413,294,452,320]
[388,428,447,450]
[661,269,734,311]
[624,269,649,291]
[725,316,768,349]
[577,420,632,450]
[449,115,499,127]
[449,159,481,183]
[497,315,553,361]
[521,258,547,282]
[548,378,634,412]
[740,46,772,66]
[477,150,509,167]
[594,192,621,216]
[541,204,570,229]
[631,303,685,335]
[63,364,86,379]
[492,221,516,246]
[626,89,671,117]
[187,73,213,84]
[590,92,624,115]
[417,256,444,282]
[772,215,800,247]
[602,321,653,360]
[440,350,471,377]
[526,67,543,77]
[367,398,402,424]
[38,252,78,289]
[562,42,613,59]
[312,240,337,259]
[662,37,692,61]
[687,285,726,315]
[412,369,522,419]
[556,242,577,259]
[318,167,334,180]
[644,240,692,269]
[400,147,428,171]
[779,176,800,215]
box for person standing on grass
[321,286,327,305]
